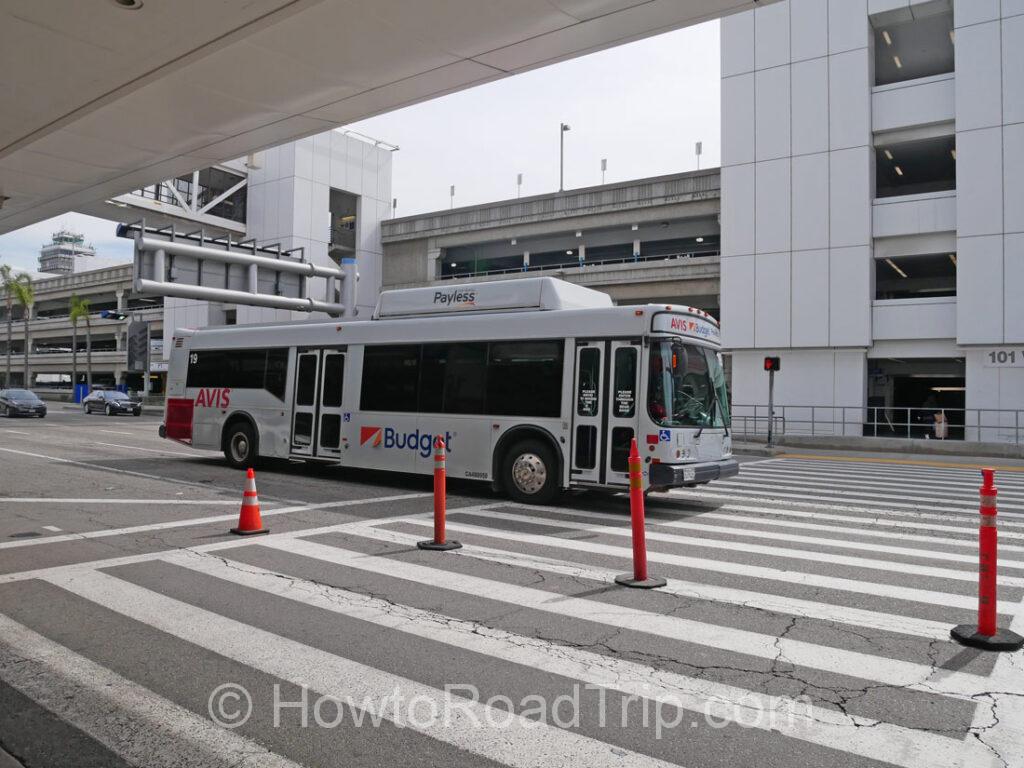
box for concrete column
[523,251,530,272]
[578,244,586,268]
[116,290,126,312]
[428,247,442,280]
[633,239,641,262]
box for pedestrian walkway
[0,457,1021,767]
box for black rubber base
[614,573,668,589]
[230,527,269,536]
[950,624,1024,652]
[417,539,462,551]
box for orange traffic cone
[231,468,268,536]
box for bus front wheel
[502,439,558,504]
[223,421,258,470]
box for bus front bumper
[650,458,739,487]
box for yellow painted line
[777,453,1024,473]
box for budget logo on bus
[360,426,453,458]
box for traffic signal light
[764,356,781,372]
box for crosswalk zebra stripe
[465,507,1024,586]
[163,550,987,768]
[393,513,992,611]
[0,612,303,768]
[651,509,1024,554]
[732,468,1024,500]
[768,459,1024,485]
[42,569,683,768]
[347,522,955,640]
[670,489,1024,527]
[255,537,995,699]
[708,480,1024,514]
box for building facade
[720,0,1024,440]
[381,171,721,313]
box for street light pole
[559,123,571,192]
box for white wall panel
[721,255,757,348]
[791,248,830,346]
[721,9,755,77]
[1005,234,1024,342]
[869,0,910,14]
[312,132,331,186]
[791,58,829,154]
[756,66,792,161]
[721,163,755,257]
[957,127,1004,237]
[872,192,957,237]
[722,74,756,166]
[829,147,871,247]
[954,21,1003,131]
[792,153,830,250]
[872,298,957,340]
[1004,15,1024,126]
[1005,123,1024,235]
[755,1,791,70]
[294,137,313,180]
[829,49,871,150]
[871,75,955,132]
[834,351,867,411]
[829,245,871,346]
[829,0,869,53]
[956,235,1004,343]
[790,0,829,61]
[755,158,792,253]
[953,0,1000,27]
[754,251,792,347]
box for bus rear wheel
[502,439,558,504]
[223,421,258,470]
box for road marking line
[712,478,1024,513]
[94,441,196,455]
[672,488,1024,527]
[45,569,681,768]
[0,505,482,584]
[256,537,994,699]
[777,453,1024,472]
[97,430,134,436]
[347,522,954,640]
[0,445,303,504]
[773,457,1024,480]
[378,513,992,612]
[0,499,243,505]
[0,493,430,550]
[462,507,1024,587]
[0,614,304,768]
[41,525,62,532]
[655,509,1024,554]
[164,550,983,768]
[737,466,1024,498]
[1,429,28,435]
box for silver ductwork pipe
[136,279,345,315]
[136,236,341,278]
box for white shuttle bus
[161,277,737,503]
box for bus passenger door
[571,342,603,484]
[291,351,321,456]
[317,351,346,459]
[605,340,640,487]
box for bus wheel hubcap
[231,435,248,461]
[512,453,546,495]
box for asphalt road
[1,412,1023,768]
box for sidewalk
[733,439,1024,469]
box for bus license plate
[683,466,696,482]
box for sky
[0,20,719,272]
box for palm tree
[10,275,33,389]
[0,264,19,388]
[69,294,91,398]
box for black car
[0,389,47,418]
[83,390,143,416]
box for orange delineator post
[417,435,462,551]
[614,438,666,589]
[231,467,268,536]
[950,468,1023,651]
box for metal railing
[731,404,1024,445]
[440,250,720,281]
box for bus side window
[361,345,420,412]
[265,349,288,400]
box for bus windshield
[647,340,730,429]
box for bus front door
[605,340,640,487]
[291,349,346,459]
[571,342,603,484]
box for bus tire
[223,420,259,470]
[502,439,558,504]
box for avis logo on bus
[195,387,231,408]
[360,426,452,458]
